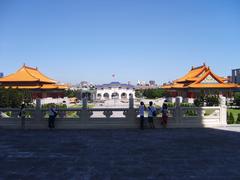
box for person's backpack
[51,108,57,118]
[149,107,157,117]
[152,110,157,117]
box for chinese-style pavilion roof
[0,65,68,90]
[0,65,57,83]
[162,63,239,89]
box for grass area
[69,104,95,108]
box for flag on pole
[112,74,115,78]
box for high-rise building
[0,72,3,78]
[232,68,240,84]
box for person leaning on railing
[161,100,169,128]
[148,101,156,129]
[139,101,146,130]
[19,104,26,129]
[48,107,57,129]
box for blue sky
[0,0,239,85]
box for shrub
[206,95,219,106]
[42,103,67,109]
[234,92,240,106]
[185,110,197,116]
[236,113,240,124]
[181,103,194,107]
[166,102,175,107]
[227,112,235,124]
[194,98,204,107]
[194,95,219,107]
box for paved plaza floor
[0,127,240,179]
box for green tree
[0,88,32,108]
[234,92,240,106]
[142,88,165,99]
[227,112,235,124]
[135,90,143,98]
[236,113,240,124]
[64,89,81,98]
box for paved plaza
[0,128,240,179]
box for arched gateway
[96,82,135,100]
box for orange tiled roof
[0,65,56,83]
[162,63,238,89]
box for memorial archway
[103,93,110,100]
[121,92,127,99]
[111,92,119,99]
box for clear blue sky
[0,0,239,85]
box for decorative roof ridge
[191,63,206,70]
[22,64,38,70]
[23,67,41,81]
[0,65,40,82]
[32,68,57,83]
[192,69,224,85]
[21,65,57,83]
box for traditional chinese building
[0,65,67,99]
[162,64,240,98]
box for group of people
[19,103,57,129]
[139,100,168,130]
[18,101,167,130]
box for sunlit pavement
[0,128,240,179]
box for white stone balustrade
[0,97,227,129]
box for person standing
[48,107,57,129]
[161,101,169,128]
[139,101,146,130]
[148,101,156,129]
[19,104,26,129]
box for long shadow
[0,128,239,179]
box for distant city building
[0,72,3,78]
[149,80,156,86]
[231,68,240,84]
[136,80,158,89]
[96,82,135,100]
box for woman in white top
[139,102,146,130]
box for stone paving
[0,128,240,179]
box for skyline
[0,0,240,84]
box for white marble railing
[0,97,227,129]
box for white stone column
[175,96,182,123]
[219,96,227,125]
[129,96,134,109]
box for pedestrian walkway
[0,128,240,179]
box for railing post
[129,96,134,109]
[82,96,88,109]
[125,96,137,123]
[219,96,227,125]
[78,97,91,120]
[34,98,42,121]
[175,96,182,123]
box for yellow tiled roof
[0,65,56,83]
[162,64,238,89]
